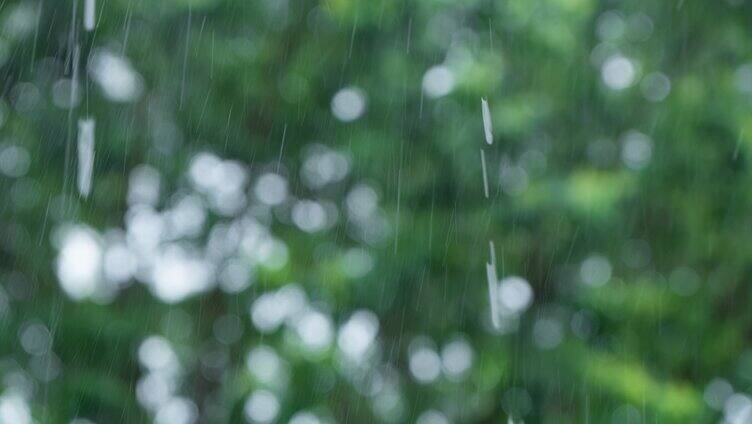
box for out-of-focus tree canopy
[1,0,751,422]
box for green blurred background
[0,0,751,422]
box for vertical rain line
[406,18,412,54]
[486,262,501,330]
[121,0,133,56]
[394,129,405,255]
[70,46,80,108]
[66,0,79,70]
[481,148,489,198]
[481,97,493,145]
[30,0,43,72]
[77,118,95,198]
[348,13,358,59]
[180,6,192,110]
[276,124,287,173]
[83,0,95,31]
[63,0,80,203]
[64,44,81,203]
[481,97,497,330]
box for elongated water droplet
[84,0,96,31]
[486,262,500,330]
[480,148,489,198]
[481,97,493,145]
[77,118,95,198]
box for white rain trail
[480,148,489,198]
[70,46,80,107]
[77,118,95,198]
[83,0,96,31]
[486,261,501,330]
[481,97,493,145]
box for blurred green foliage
[1,0,752,422]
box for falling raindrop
[76,117,95,198]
